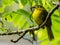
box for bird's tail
[47,26,54,40]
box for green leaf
[20,0,27,6]
[38,28,48,41]
[0,27,7,33]
[50,39,60,45]
[42,0,46,7]
[3,0,13,6]
[38,0,43,5]
[13,14,21,26]
[0,7,5,13]
[40,39,49,45]
[16,9,33,29]
[16,9,31,17]
[28,0,32,6]
[46,1,52,9]
[13,0,19,4]
[18,16,27,29]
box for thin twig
[11,30,28,43]
[52,0,60,5]
[0,31,23,35]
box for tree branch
[0,31,23,35]
[52,0,60,5]
[11,30,28,43]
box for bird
[32,5,54,40]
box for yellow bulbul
[32,5,54,40]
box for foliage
[0,0,60,45]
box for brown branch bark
[11,31,28,43]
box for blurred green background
[0,0,60,45]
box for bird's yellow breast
[32,9,43,25]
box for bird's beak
[30,7,35,11]
[32,7,35,8]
